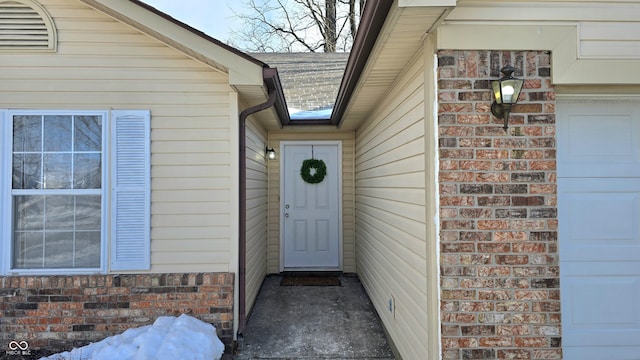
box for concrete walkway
[234,274,395,360]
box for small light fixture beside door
[265,146,276,160]
[491,65,524,131]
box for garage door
[558,100,640,360]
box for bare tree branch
[325,0,336,52]
[348,0,356,43]
[229,0,362,52]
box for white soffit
[342,2,454,130]
[399,0,456,6]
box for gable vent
[0,0,56,51]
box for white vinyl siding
[245,118,268,313]
[579,22,640,59]
[0,0,236,272]
[267,131,355,274]
[354,53,429,360]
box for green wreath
[300,159,327,184]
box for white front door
[558,100,640,359]
[281,143,341,270]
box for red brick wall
[0,273,234,356]
[437,50,561,360]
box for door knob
[285,213,289,218]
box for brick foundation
[438,50,561,359]
[0,273,234,356]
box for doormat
[280,276,341,286]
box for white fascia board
[81,0,264,87]
[447,1,640,22]
[437,24,577,52]
[437,24,580,83]
[438,22,640,85]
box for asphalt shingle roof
[252,52,350,113]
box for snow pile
[41,314,224,360]
[289,107,333,120]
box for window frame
[2,109,109,275]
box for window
[12,114,104,269]
[2,110,150,275]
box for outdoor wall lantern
[491,65,524,130]
[265,146,276,160]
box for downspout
[238,88,276,337]
[238,66,288,337]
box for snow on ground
[41,314,224,360]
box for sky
[141,0,243,42]
[138,0,331,118]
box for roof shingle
[252,52,349,113]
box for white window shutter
[110,110,151,271]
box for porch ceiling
[339,2,455,131]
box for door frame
[279,140,343,272]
